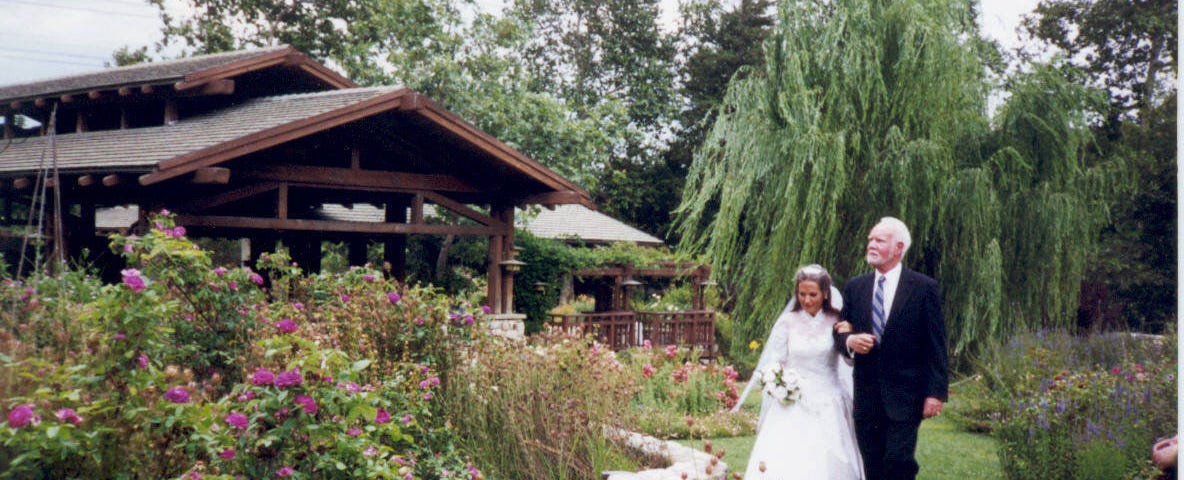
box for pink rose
[387,292,401,304]
[294,395,317,415]
[251,368,275,386]
[275,318,297,334]
[7,404,38,428]
[375,408,390,424]
[275,369,302,388]
[164,387,190,404]
[225,412,249,429]
[121,269,146,292]
[219,448,236,459]
[54,408,83,425]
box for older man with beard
[834,217,949,480]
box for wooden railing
[549,310,716,354]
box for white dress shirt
[875,263,903,325]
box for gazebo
[0,46,593,325]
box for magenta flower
[347,427,362,436]
[138,354,149,370]
[249,273,264,285]
[275,318,297,334]
[294,395,318,415]
[664,345,678,359]
[213,267,228,276]
[364,445,378,457]
[225,412,249,430]
[164,387,190,404]
[169,226,186,238]
[293,302,304,310]
[414,317,424,326]
[251,368,275,386]
[275,369,303,389]
[642,364,655,378]
[343,382,360,394]
[160,208,171,215]
[423,392,433,401]
[463,315,474,326]
[387,292,400,304]
[219,448,236,459]
[236,391,255,402]
[401,414,413,425]
[228,281,238,290]
[7,404,38,428]
[481,305,492,314]
[375,408,390,424]
[276,467,295,477]
[54,408,83,425]
[340,294,351,303]
[113,333,126,341]
[364,274,376,282]
[121,269,146,292]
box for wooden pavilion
[0,46,593,318]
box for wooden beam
[140,85,154,95]
[101,174,121,187]
[164,100,178,124]
[199,79,235,96]
[33,98,46,108]
[172,214,509,236]
[118,87,133,96]
[60,95,74,104]
[76,111,87,133]
[191,167,231,184]
[520,190,597,209]
[420,191,499,227]
[87,90,102,100]
[191,182,279,211]
[77,175,96,187]
[243,165,478,193]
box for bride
[733,264,863,479]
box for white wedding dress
[740,306,864,480]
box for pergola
[0,46,593,318]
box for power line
[0,46,108,62]
[0,52,102,68]
[0,0,158,18]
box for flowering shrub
[0,214,482,479]
[950,329,1176,479]
[620,341,752,439]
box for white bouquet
[757,364,802,406]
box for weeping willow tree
[675,0,1128,367]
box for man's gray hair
[877,217,912,256]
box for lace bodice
[769,309,844,393]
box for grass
[676,399,1002,479]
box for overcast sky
[0,0,1039,87]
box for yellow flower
[749,340,761,351]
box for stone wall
[602,428,729,480]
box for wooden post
[348,238,369,267]
[383,199,408,280]
[497,206,516,314]
[487,234,503,314]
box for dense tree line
[120,0,1173,364]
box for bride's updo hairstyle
[791,264,839,314]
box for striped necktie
[872,275,886,342]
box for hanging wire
[15,104,57,281]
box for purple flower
[481,305,491,314]
[415,317,424,326]
[364,274,376,282]
[275,369,303,389]
[160,209,171,215]
[121,269,146,292]
[463,315,474,326]
[113,333,126,341]
[138,354,149,370]
[169,226,186,238]
[275,318,297,334]
[387,292,401,304]
[219,448,236,459]
[228,281,238,291]
[341,294,351,303]
[7,404,38,428]
[225,412,249,430]
[363,445,378,456]
[347,427,362,436]
[54,408,83,425]
[294,395,317,415]
[375,408,390,424]
[249,273,264,286]
[344,382,360,394]
[164,387,190,404]
[276,466,295,477]
[213,267,228,276]
[251,368,275,386]
[423,392,433,401]
[401,414,413,426]
[236,391,255,402]
[293,302,304,310]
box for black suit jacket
[836,268,949,422]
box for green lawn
[677,415,1002,479]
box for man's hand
[845,333,876,354]
[922,397,943,418]
[833,321,852,334]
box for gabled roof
[0,45,354,104]
[0,86,397,174]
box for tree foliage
[675,0,1128,365]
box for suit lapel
[886,269,915,326]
